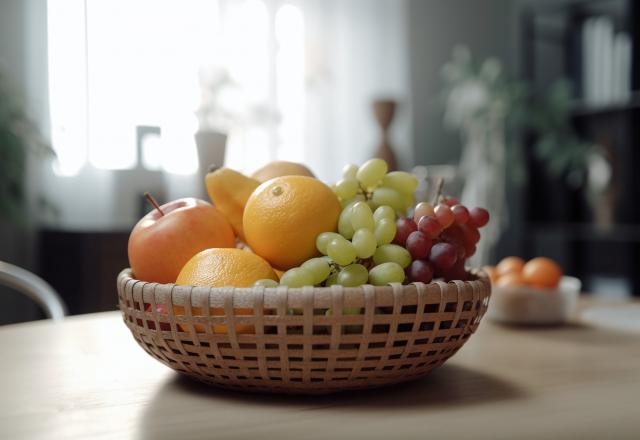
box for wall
[408,0,517,166]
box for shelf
[570,92,640,118]
[528,222,640,242]
[525,0,629,17]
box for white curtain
[39,0,412,229]
[301,0,413,182]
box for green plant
[441,47,597,187]
[0,71,54,223]
[528,80,595,186]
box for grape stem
[328,261,342,274]
[433,178,444,205]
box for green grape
[372,187,405,212]
[374,218,397,245]
[253,278,279,288]
[342,163,358,179]
[338,211,355,239]
[381,171,418,196]
[334,177,359,200]
[316,232,342,255]
[280,267,315,288]
[356,158,388,189]
[373,244,412,268]
[327,237,357,266]
[338,201,360,239]
[368,262,405,285]
[325,272,339,286]
[350,201,375,231]
[373,205,396,223]
[351,228,377,258]
[337,263,369,287]
[402,192,415,211]
[340,194,365,209]
[301,257,331,285]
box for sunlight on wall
[47,0,305,177]
[47,0,88,176]
[48,0,219,176]
[275,4,305,162]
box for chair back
[0,261,67,321]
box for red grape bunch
[393,196,490,284]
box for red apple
[128,197,235,284]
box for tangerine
[482,265,498,284]
[495,272,526,288]
[522,257,563,289]
[496,256,526,277]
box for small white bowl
[486,276,581,325]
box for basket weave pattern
[118,269,490,394]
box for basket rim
[118,268,490,309]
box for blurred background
[1,0,638,324]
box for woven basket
[117,268,490,394]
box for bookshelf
[518,0,639,296]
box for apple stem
[433,178,444,205]
[144,192,164,216]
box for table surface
[1,300,639,440]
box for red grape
[469,207,490,228]
[451,204,470,224]
[454,243,466,260]
[467,244,477,257]
[418,215,441,239]
[440,224,465,246]
[406,231,432,259]
[407,259,434,283]
[438,260,468,281]
[394,217,417,246]
[435,204,455,228]
[440,227,467,260]
[442,196,459,207]
[460,224,480,244]
[144,303,171,331]
[430,242,457,270]
[413,202,435,223]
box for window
[47,0,305,176]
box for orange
[522,257,563,289]
[482,266,498,284]
[243,175,341,270]
[496,256,525,277]
[175,248,278,333]
[251,161,315,182]
[176,248,277,287]
[496,272,526,288]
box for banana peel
[205,166,260,242]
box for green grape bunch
[335,159,418,216]
[259,158,421,289]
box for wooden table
[1,302,639,440]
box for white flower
[444,79,490,128]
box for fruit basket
[118,268,490,395]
